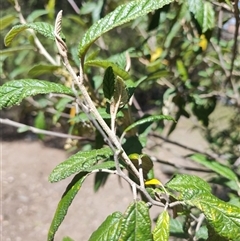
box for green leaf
[26,9,49,22]
[119,201,153,241]
[124,114,175,133]
[187,0,215,32]
[85,59,131,80]
[0,14,16,31]
[49,147,112,182]
[0,46,34,55]
[62,237,75,241]
[113,76,129,108]
[187,0,204,27]
[0,79,73,109]
[103,66,115,100]
[202,2,215,32]
[71,108,124,123]
[169,218,186,238]
[28,64,60,78]
[48,173,88,241]
[153,211,170,241]
[166,174,240,240]
[192,194,240,240]
[88,212,123,241]
[166,174,212,199]
[4,22,57,46]
[78,0,174,59]
[86,161,117,172]
[189,153,238,182]
[34,111,46,139]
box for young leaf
[0,14,17,31]
[129,153,153,178]
[88,212,123,241]
[48,173,88,241]
[103,66,115,100]
[153,211,170,241]
[119,201,153,241]
[113,76,129,109]
[26,9,49,22]
[78,0,174,59]
[85,60,131,80]
[189,153,238,182]
[0,46,34,55]
[124,114,175,133]
[28,64,60,78]
[49,147,112,182]
[145,178,162,186]
[0,79,73,109]
[187,0,203,28]
[4,22,59,46]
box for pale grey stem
[138,157,145,189]
[67,0,80,14]
[0,118,91,140]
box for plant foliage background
[1,0,240,240]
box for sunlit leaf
[166,174,240,240]
[187,0,215,32]
[78,0,174,59]
[189,153,238,182]
[4,22,63,46]
[85,59,131,80]
[193,194,240,240]
[48,173,88,241]
[153,211,170,241]
[0,79,73,109]
[88,212,122,241]
[166,174,212,199]
[119,201,153,241]
[49,147,112,182]
[124,114,175,133]
[145,178,162,186]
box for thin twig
[150,133,226,162]
[67,0,80,14]
[0,118,92,141]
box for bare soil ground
[2,116,211,241]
